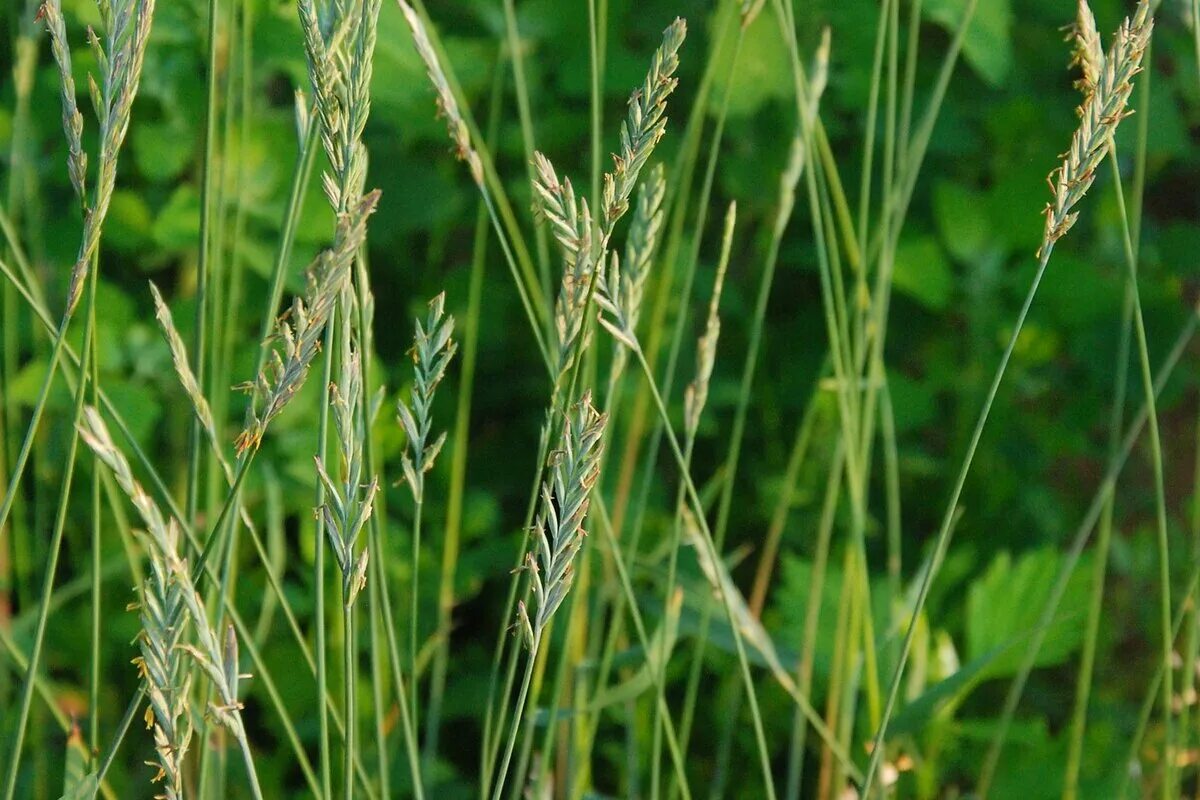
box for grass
[1,0,1199,797]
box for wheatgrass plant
[236,189,379,456]
[980,3,1168,795]
[495,392,607,800]
[397,292,456,737]
[316,290,379,800]
[0,0,155,572]
[79,408,263,800]
[0,0,156,793]
[8,0,1200,797]
[864,1,1154,794]
[474,19,690,795]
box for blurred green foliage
[2,0,1200,796]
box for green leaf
[933,181,993,263]
[707,1,791,118]
[152,185,201,253]
[923,0,1013,87]
[967,547,1091,677]
[133,119,196,183]
[889,640,1012,735]
[105,189,154,252]
[893,236,953,311]
[59,725,97,800]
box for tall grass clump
[7,0,1200,798]
[495,392,607,800]
[865,0,1154,793]
[397,292,456,738]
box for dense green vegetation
[0,0,1199,797]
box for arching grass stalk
[499,0,552,298]
[186,0,223,528]
[426,56,504,764]
[0,252,98,800]
[397,293,457,747]
[863,3,1153,793]
[976,5,1161,796]
[674,28,831,786]
[398,0,549,371]
[647,201,733,800]
[0,0,155,553]
[1063,5,1140,794]
[398,0,549,337]
[492,394,608,800]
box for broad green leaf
[152,185,201,253]
[59,725,98,800]
[893,236,953,311]
[133,119,196,183]
[967,547,1091,677]
[923,0,1013,87]
[590,589,681,711]
[707,1,791,118]
[933,181,993,263]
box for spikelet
[1040,0,1151,257]
[1070,0,1104,92]
[38,0,87,202]
[84,403,254,744]
[532,153,597,377]
[601,18,686,228]
[396,0,484,186]
[297,0,381,210]
[596,163,666,363]
[397,293,457,497]
[515,392,607,648]
[64,0,157,314]
[236,190,380,455]
[151,283,217,449]
[135,516,192,800]
[533,19,685,376]
[316,291,378,607]
[77,409,191,798]
[684,202,735,435]
[176,586,250,738]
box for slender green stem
[786,443,845,799]
[489,634,539,800]
[410,489,423,741]
[316,316,337,800]
[344,600,356,800]
[426,80,493,763]
[235,731,266,800]
[863,242,1057,795]
[88,264,102,756]
[978,306,1197,800]
[188,0,222,526]
[0,322,70,537]
[499,0,552,300]
[636,348,778,798]
[1063,136,1144,800]
[1,251,98,800]
[257,117,320,367]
